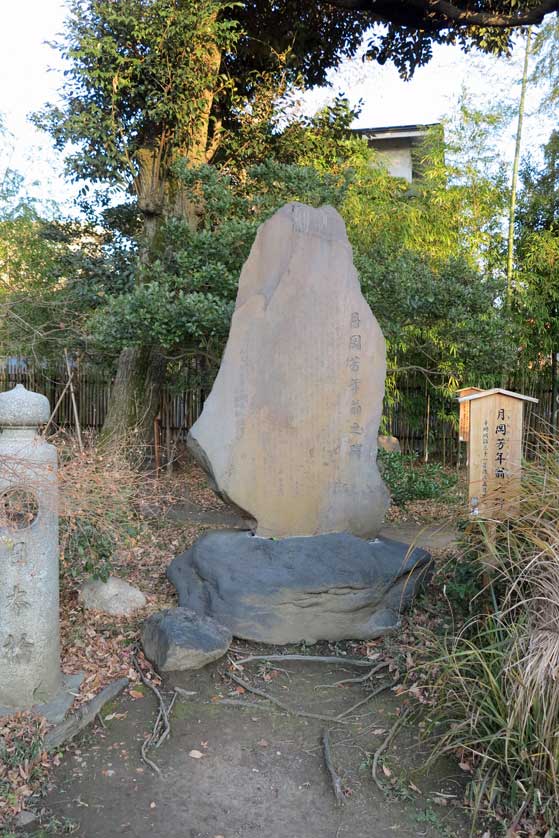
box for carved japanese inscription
[188,202,390,538]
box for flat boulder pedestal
[168,531,431,644]
[165,203,430,643]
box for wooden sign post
[458,388,538,519]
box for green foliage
[59,95,516,407]
[515,130,559,364]
[33,0,368,210]
[86,160,350,358]
[341,102,515,394]
[34,0,240,188]
[377,450,458,507]
[532,12,559,114]
[60,517,117,582]
[365,14,512,81]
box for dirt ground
[10,485,469,838]
[28,648,468,838]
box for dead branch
[173,687,197,698]
[322,730,345,805]
[326,0,559,30]
[227,672,348,724]
[232,654,378,668]
[371,708,411,793]
[132,654,174,774]
[64,349,83,452]
[44,678,129,752]
[42,378,72,436]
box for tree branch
[326,0,559,29]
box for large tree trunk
[100,345,166,457]
[100,35,223,452]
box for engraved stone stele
[0,384,82,722]
[188,202,390,538]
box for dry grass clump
[421,436,559,832]
[56,432,149,583]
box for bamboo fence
[1,359,553,466]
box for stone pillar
[0,385,68,715]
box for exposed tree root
[227,672,348,724]
[371,708,411,793]
[322,729,345,805]
[132,654,176,774]
[319,661,390,689]
[335,681,395,720]
[231,654,378,668]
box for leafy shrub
[377,450,458,507]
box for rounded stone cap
[0,384,50,427]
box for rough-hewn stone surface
[378,435,401,454]
[79,577,146,616]
[141,608,232,672]
[187,202,389,539]
[0,385,62,711]
[167,530,432,644]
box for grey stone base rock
[141,608,232,672]
[79,576,147,615]
[0,672,85,724]
[167,530,432,644]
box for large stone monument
[0,384,82,721]
[167,203,430,644]
[188,202,389,538]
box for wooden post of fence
[423,388,430,463]
[166,394,173,474]
[154,414,161,477]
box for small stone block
[141,608,232,672]
[79,576,147,615]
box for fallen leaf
[189,750,204,759]
[382,764,392,778]
[129,690,144,700]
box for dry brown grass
[418,435,559,833]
